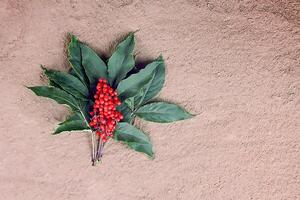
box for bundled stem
[91,131,106,165]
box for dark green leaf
[124,97,135,111]
[117,102,134,123]
[27,86,79,111]
[124,56,165,109]
[69,68,77,76]
[79,100,94,123]
[117,60,158,101]
[42,67,89,100]
[125,73,155,109]
[59,112,82,124]
[80,43,107,88]
[114,122,153,157]
[68,35,89,87]
[54,112,89,134]
[142,56,165,103]
[136,102,194,123]
[49,80,61,88]
[126,142,153,158]
[108,33,135,86]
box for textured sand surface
[0,0,299,199]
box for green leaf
[136,102,194,123]
[42,67,89,100]
[117,102,134,123]
[54,112,89,134]
[27,86,79,111]
[49,80,61,88]
[120,56,165,109]
[79,100,94,122]
[114,122,153,157]
[126,142,153,158]
[80,43,107,88]
[125,73,155,109]
[142,56,165,103]
[108,33,135,86]
[124,97,135,111]
[117,60,158,101]
[68,35,89,87]
[59,112,82,124]
[69,68,77,77]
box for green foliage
[116,60,158,101]
[42,66,89,100]
[28,86,79,111]
[80,43,107,88]
[136,102,193,123]
[68,35,89,88]
[117,102,134,123]
[141,56,165,103]
[108,33,135,86]
[54,113,89,134]
[28,32,194,160]
[114,122,153,157]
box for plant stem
[77,108,95,166]
[91,131,96,165]
[100,142,105,159]
[96,138,103,161]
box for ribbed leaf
[117,61,158,101]
[142,56,165,103]
[79,100,94,122]
[121,56,165,109]
[59,112,82,124]
[117,102,134,123]
[42,67,89,100]
[126,142,153,158]
[125,73,155,110]
[136,102,193,123]
[124,97,135,110]
[54,112,89,134]
[108,33,135,86]
[49,80,61,88]
[114,122,153,157]
[80,43,107,88]
[28,86,79,111]
[69,68,77,77]
[68,35,89,87]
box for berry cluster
[89,79,123,142]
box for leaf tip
[157,54,164,61]
[128,32,134,37]
[148,152,155,160]
[68,34,79,50]
[125,32,135,44]
[40,65,49,75]
[25,86,34,90]
[187,111,198,118]
[69,33,78,42]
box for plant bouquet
[28,33,193,165]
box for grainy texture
[0,0,299,199]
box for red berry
[100,125,105,130]
[96,131,101,135]
[90,78,124,143]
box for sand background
[0,0,299,199]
